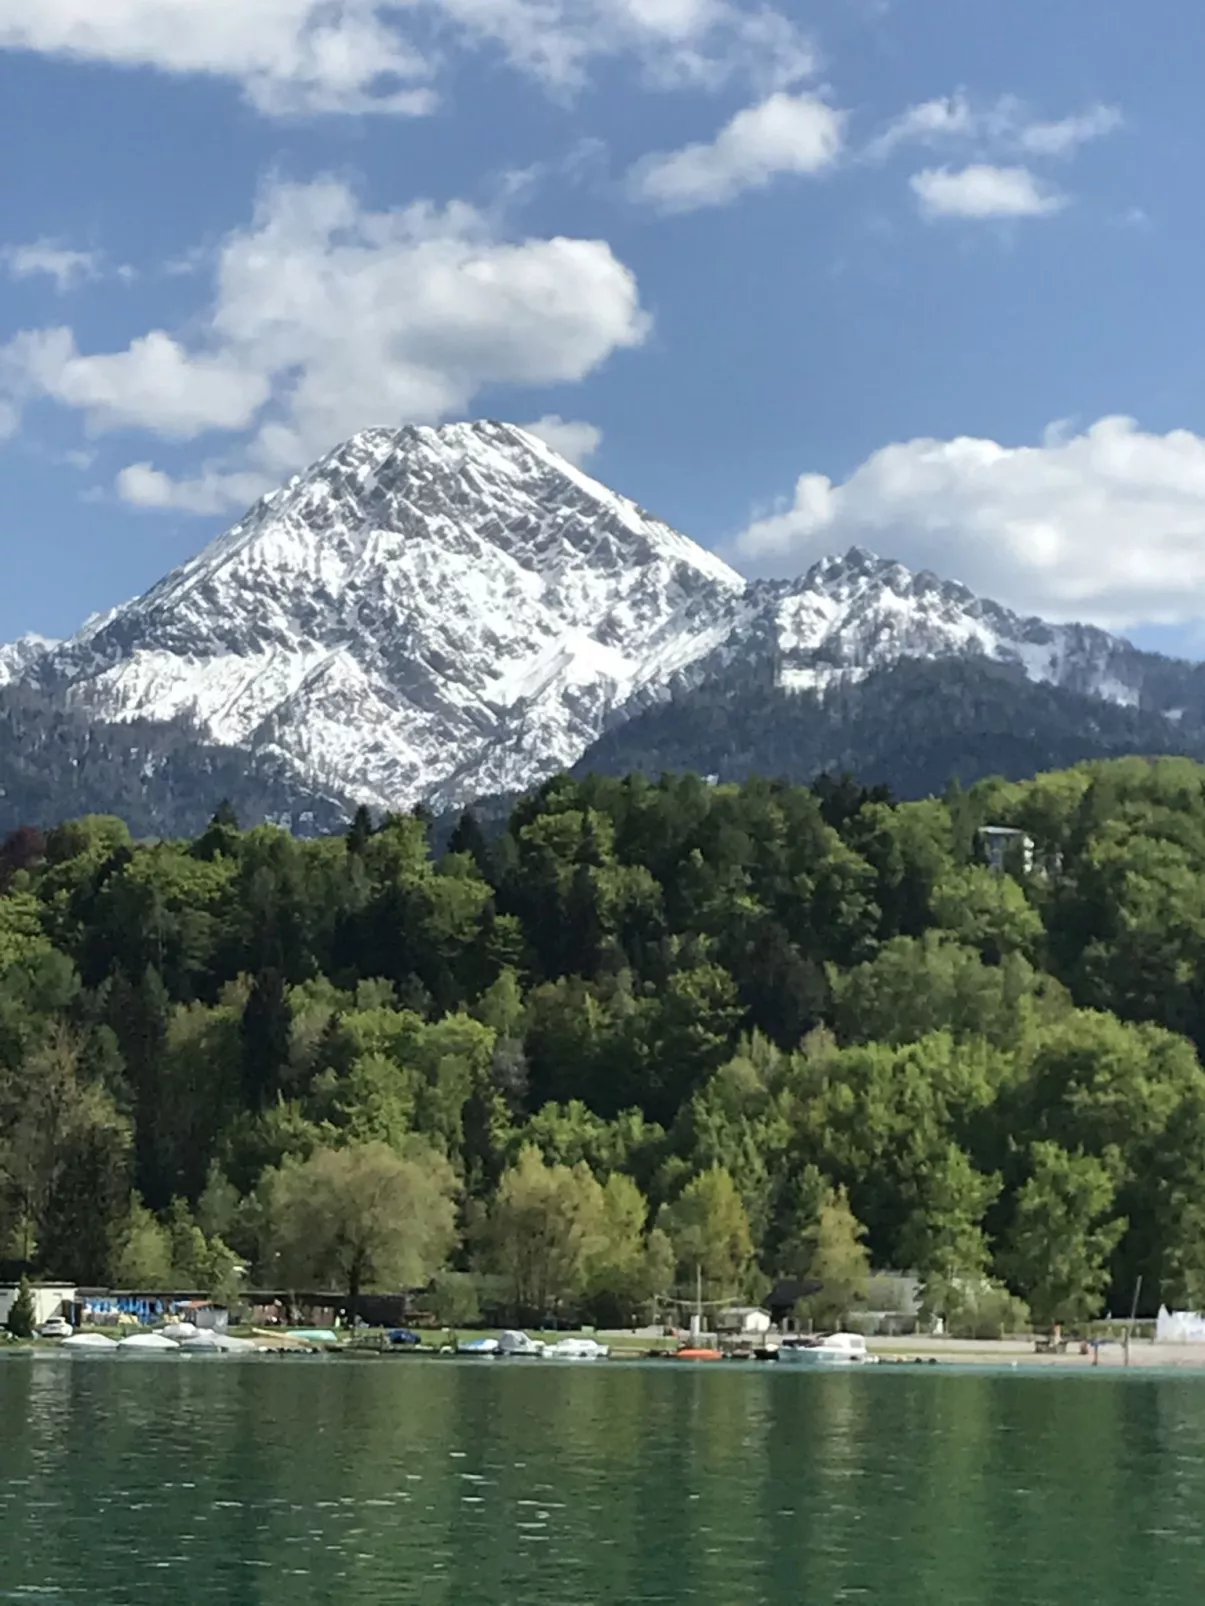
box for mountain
[574,657,1205,801]
[29,422,747,811]
[745,550,1179,708]
[6,420,1205,823]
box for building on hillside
[0,1283,76,1329]
[715,1305,772,1338]
[978,826,1035,876]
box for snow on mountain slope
[0,634,57,688]
[6,424,1188,812]
[34,422,748,808]
[755,549,1147,704]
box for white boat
[546,1337,610,1360]
[61,1332,118,1351]
[496,1330,545,1357]
[161,1321,198,1341]
[775,1332,877,1367]
[179,1331,256,1354]
[457,1337,499,1355]
[117,1332,180,1352]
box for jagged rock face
[32,422,747,808]
[754,550,1151,706]
[7,421,1198,811]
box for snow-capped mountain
[6,421,1197,812]
[0,634,57,689]
[751,549,1150,706]
[30,422,748,808]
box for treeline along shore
[4,758,1205,1335]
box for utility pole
[1124,1276,1142,1368]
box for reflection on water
[3,1357,1205,1605]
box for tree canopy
[4,757,1205,1328]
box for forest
[5,755,1205,1335]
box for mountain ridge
[5,419,1205,819]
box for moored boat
[117,1332,180,1353]
[546,1337,609,1360]
[61,1332,118,1352]
[496,1330,545,1357]
[775,1332,876,1367]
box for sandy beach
[868,1335,1205,1369]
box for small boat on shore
[457,1337,500,1355]
[775,1332,876,1367]
[496,1330,545,1357]
[61,1332,118,1352]
[546,1337,609,1360]
[118,1332,180,1353]
[673,1347,724,1361]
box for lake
[3,1357,1205,1604]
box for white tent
[1155,1305,1205,1343]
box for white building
[715,1305,772,1337]
[978,825,1035,876]
[0,1283,76,1330]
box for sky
[2,0,1204,654]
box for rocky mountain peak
[3,422,1194,814]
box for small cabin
[715,1305,772,1337]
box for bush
[5,1276,36,1339]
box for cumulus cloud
[0,0,435,116]
[736,416,1205,628]
[523,414,602,464]
[629,91,843,211]
[0,0,813,115]
[910,164,1065,220]
[0,177,648,512]
[3,329,269,436]
[2,241,101,291]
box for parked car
[38,1317,74,1339]
[386,1328,422,1347]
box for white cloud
[116,461,272,514]
[910,164,1065,220]
[3,328,269,436]
[3,241,101,291]
[1017,104,1123,157]
[0,0,813,115]
[523,414,602,464]
[865,92,978,159]
[870,92,1122,162]
[0,177,648,512]
[0,0,436,116]
[736,416,1205,628]
[629,91,844,211]
[438,0,814,94]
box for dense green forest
[576,658,1205,798]
[6,757,1205,1334]
[0,685,345,839]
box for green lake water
[4,1357,1205,1605]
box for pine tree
[5,1276,35,1339]
[240,968,292,1112]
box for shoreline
[865,1335,1205,1370]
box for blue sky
[1,0,1203,652]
